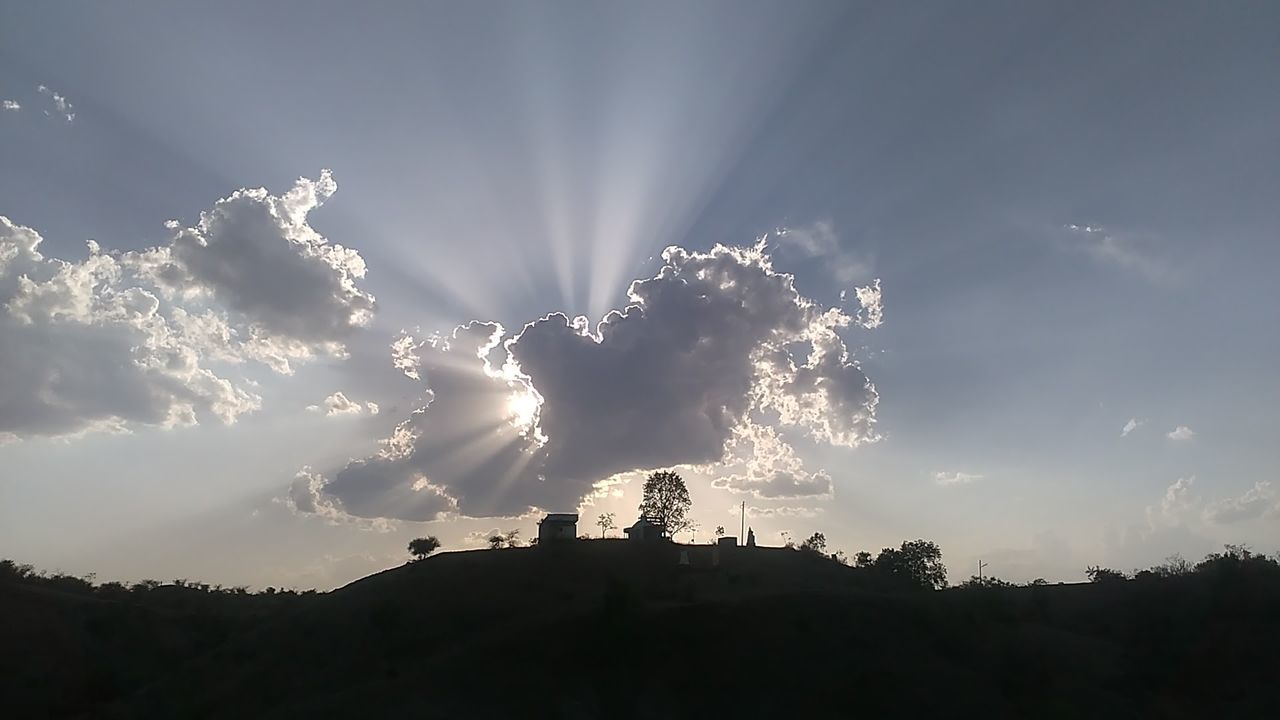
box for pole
[740,501,745,545]
[978,560,988,582]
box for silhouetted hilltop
[4,542,1280,718]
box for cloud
[1166,425,1194,441]
[297,240,880,521]
[0,218,259,440]
[1147,476,1198,527]
[1121,417,1143,437]
[283,468,403,531]
[0,172,374,441]
[128,169,374,355]
[1203,481,1277,525]
[711,422,833,499]
[735,505,823,519]
[934,471,982,486]
[307,392,379,417]
[776,221,871,284]
[2,100,19,111]
[853,279,883,329]
[464,528,504,545]
[36,84,74,123]
[1063,223,1172,283]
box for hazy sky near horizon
[2,1,1278,589]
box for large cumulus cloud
[0,172,373,441]
[294,240,880,522]
[130,169,373,346]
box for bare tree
[597,512,616,538]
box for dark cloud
[299,241,880,521]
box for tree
[853,551,874,568]
[489,529,522,549]
[1150,553,1193,577]
[714,526,725,539]
[873,540,948,590]
[801,532,828,555]
[1086,565,1129,583]
[597,512,615,538]
[408,536,441,561]
[638,470,692,538]
[959,574,1013,589]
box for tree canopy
[871,539,947,590]
[407,536,441,561]
[638,470,692,539]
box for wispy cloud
[1121,417,1143,437]
[1203,481,1277,525]
[1166,425,1194,441]
[36,84,75,123]
[734,505,823,519]
[1063,223,1173,283]
[776,220,872,284]
[934,471,983,486]
[307,391,379,417]
[2,100,19,111]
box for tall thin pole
[978,560,988,582]
[740,501,745,545]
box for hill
[4,541,1280,718]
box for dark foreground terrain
[4,542,1280,719]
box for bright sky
[2,1,1277,590]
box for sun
[506,389,540,431]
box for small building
[537,513,578,543]
[717,536,737,548]
[624,517,666,541]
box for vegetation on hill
[4,541,1280,718]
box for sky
[2,1,1278,590]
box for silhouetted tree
[714,525,725,540]
[597,512,615,538]
[959,574,1013,589]
[489,530,522,549]
[638,470,692,538]
[853,551,874,568]
[1151,553,1193,577]
[408,536,441,561]
[874,540,947,590]
[831,550,849,565]
[1086,565,1129,583]
[1193,544,1280,577]
[801,532,828,555]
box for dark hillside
[5,543,1280,718]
